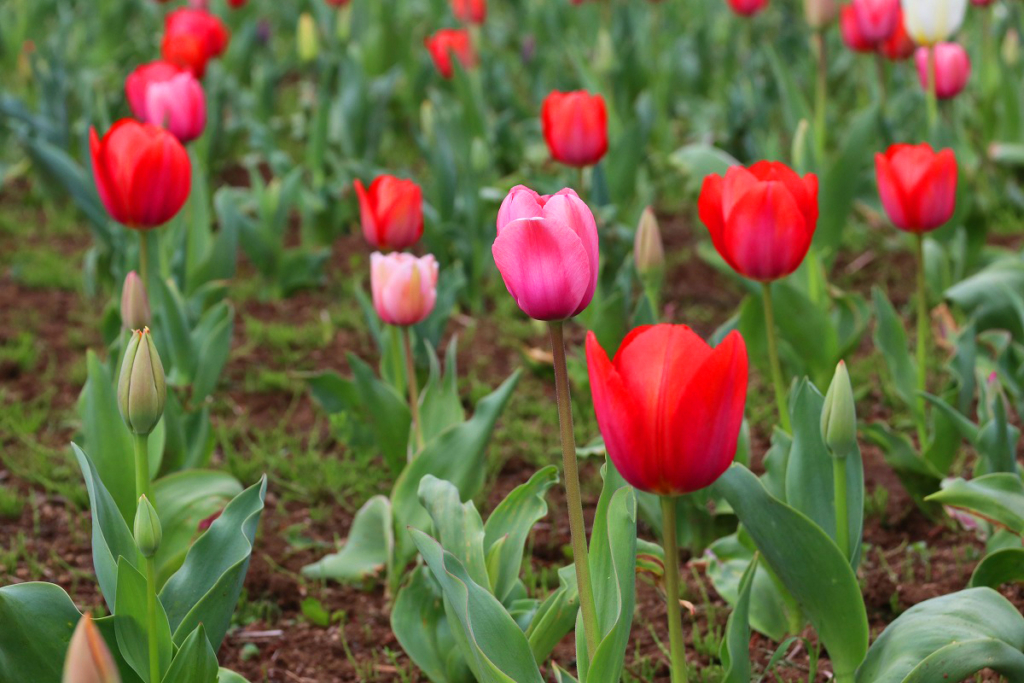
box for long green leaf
[925,473,1024,535]
[80,351,136,522]
[301,495,394,582]
[0,582,82,682]
[115,557,174,683]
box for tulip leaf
[862,424,943,510]
[970,548,1024,589]
[719,555,757,683]
[772,286,838,388]
[0,582,83,682]
[418,475,489,588]
[159,475,267,650]
[418,338,467,444]
[856,588,1024,683]
[816,105,880,251]
[872,287,918,414]
[306,369,360,415]
[525,564,579,664]
[190,302,234,403]
[153,278,197,383]
[115,556,174,683]
[715,464,868,679]
[707,530,794,641]
[410,528,545,683]
[925,473,1024,535]
[160,624,218,683]
[80,350,137,522]
[392,566,470,683]
[945,259,1024,338]
[348,351,412,476]
[217,670,251,683]
[301,494,394,583]
[73,443,143,610]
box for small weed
[0,485,25,520]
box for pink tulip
[728,0,769,16]
[370,253,439,326]
[852,0,900,43]
[492,185,599,321]
[916,43,972,99]
[126,62,206,143]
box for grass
[0,485,25,520]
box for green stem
[660,496,689,683]
[833,458,850,561]
[145,557,160,683]
[875,52,888,115]
[389,326,405,396]
[403,327,424,454]
[813,30,827,160]
[577,166,586,202]
[548,321,600,662]
[139,230,150,292]
[915,234,929,448]
[134,433,151,505]
[761,283,792,433]
[926,46,939,137]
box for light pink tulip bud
[492,185,599,321]
[916,43,972,99]
[370,253,439,326]
[804,0,838,28]
[121,271,151,330]
[63,615,120,683]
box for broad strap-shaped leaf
[419,475,489,588]
[0,582,82,682]
[926,473,1024,535]
[301,495,394,583]
[73,443,142,610]
[862,424,943,510]
[161,624,218,683]
[856,588,1024,683]
[872,287,918,414]
[159,476,267,650]
[115,557,174,683]
[392,566,470,683]
[152,278,197,383]
[190,302,234,403]
[715,464,868,680]
[410,528,545,683]
[217,669,252,683]
[306,370,359,415]
[970,548,1024,589]
[419,338,466,444]
[348,351,412,476]
[483,466,559,603]
[719,555,757,683]
[524,565,579,664]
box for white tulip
[901,0,968,46]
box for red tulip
[879,10,915,60]
[541,91,608,168]
[326,0,351,5]
[916,43,972,99]
[728,0,769,16]
[587,325,748,495]
[851,0,900,43]
[125,62,206,143]
[841,5,876,52]
[90,120,191,229]
[161,9,230,78]
[698,161,819,282]
[452,0,486,24]
[424,29,476,79]
[227,0,247,6]
[971,0,995,5]
[875,143,958,233]
[354,176,424,250]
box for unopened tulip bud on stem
[118,328,167,503]
[634,207,665,310]
[63,614,120,683]
[134,494,164,683]
[822,361,859,561]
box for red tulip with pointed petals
[875,143,958,233]
[354,176,424,250]
[541,91,608,168]
[587,325,748,495]
[424,29,476,79]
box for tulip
[134,495,162,558]
[118,328,167,438]
[875,143,958,233]
[727,0,769,16]
[161,8,230,78]
[121,271,151,331]
[879,10,916,60]
[452,0,486,24]
[354,176,424,250]
[852,0,900,43]
[125,62,206,144]
[424,29,476,79]
[804,0,838,28]
[541,91,609,168]
[971,0,995,5]
[841,5,876,52]
[901,0,968,45]
[297,13,319,63]
[916,43,972,99]
[634,207,665,281]
[228,0,247,6]
[492,185,599,321]
[370,253,439,326]
[90,120,191,230]
[63,615,120,683]
[326,0,351,5]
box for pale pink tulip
[916,43,972,99]
[370,253,439,326]
[126,62,206,143]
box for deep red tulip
[228,0,247,6]
[879,10,915,60]
[728,0,769,16]
[326,0,351,5]
[541,91,608,168]
[916,43,972,99]
[161,9,230,78]
[587,325,748,495]
[875,143,958,233]
[90,120,191,229]
[125,62,206,143]
[354,176,424,250]
[841,5,875,52]
[851,0,900,43]
[698,161,819,282]
[452,0,486,24]
[424,29,476,79]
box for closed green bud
[821,360,858,459]
[134,495,162,558]
[634,207,665,278]
[118,328,166,436]
[297,13,319,63]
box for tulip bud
[804,0,838,29]
[63,614,121,683]
[821,361,858,459]
[1003,29,1020,67]
[117,328,167,436]
[133,495,162,558]
[634,207,665,280]
[297,13,319,63]
[120,271,151,330]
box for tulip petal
[541,191,599,315]
[723,181,811,281]
[698,174,740,272]
[491,216,590,321]
[875,152,913,230]
[126,130,191,228]
[91,127,128,225]
[911,149,958,230]
[354,179,380,246]
[496,185,543,233]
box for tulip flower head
[875,143,958,233]
[326,0,351,5]
[804,0,839,28]
[424,29,476,79]
[841,5,876,52]
[134,495,163,559]
[851,0,901,43]
[121,271,151,330]
[916,43,972,99]
[879,10,916,60]
[370,253,439,326]
[728,0,769,17]
[62,615,120,683]
[698,161,819,282]
[901,0,967,45]
[118,328,167,436]
[354,175,424,250]
[587,325,749,495]
[161,8,230,78]
[90,120,191,230]
[452,0,487,24]
[541,91,609,168]
[228,0,247,6]
[821,361,858,459]
[126,62,206,143]
[634,207,665,279]
[492,185,599,321]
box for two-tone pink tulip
[126,62,206,143]
[370,253,439,326]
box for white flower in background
[901,0,968,46]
